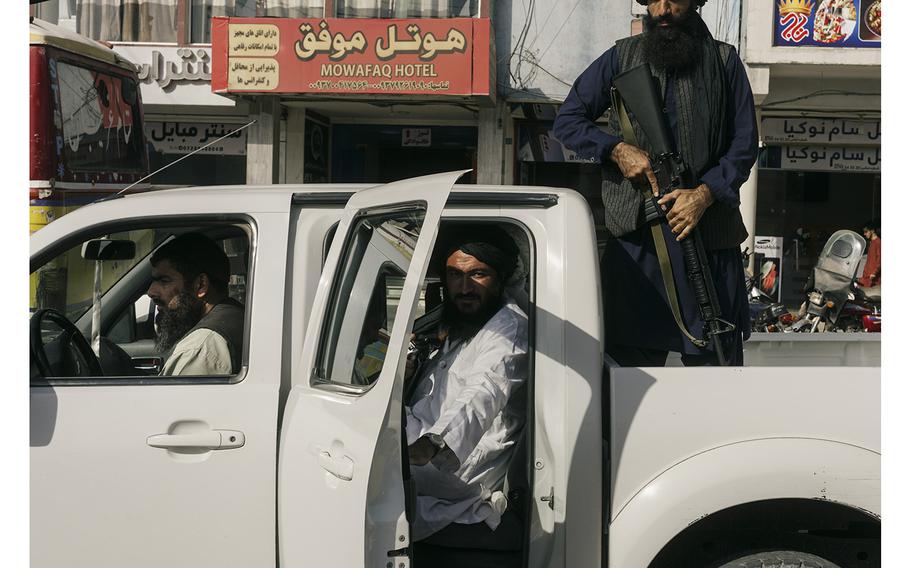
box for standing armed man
[554,0,758,366]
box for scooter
[790,230,879,332]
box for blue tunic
[554,46,758,355]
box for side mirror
[81,239,136,261]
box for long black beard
[441,291,504,342]
[154,289,205,353]
[642,9,706,73]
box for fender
[607,437,880,568]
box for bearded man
[553,0,758,366]
[147,232,244,376]
[405,226,528,561]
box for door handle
[318,450,354,481]
[147,430,245,450]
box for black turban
[435,225,519,282]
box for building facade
[29,1,880,303]
[742,0,881,304]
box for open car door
[278,171,462,567]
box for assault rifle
[611,63,734,365]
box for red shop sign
[211,17,491,97]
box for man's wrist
[696,183,715,206]
[608,141,625,163]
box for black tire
[716,550,842,568]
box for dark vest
[188,298,244,373]
[601,33,748,251]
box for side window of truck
[30,223,251,382]
[314,209,424,389]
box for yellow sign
[228,24,280,56]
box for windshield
[50,56,147,178]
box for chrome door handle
[147,430,245,450]
[318,450,354,481]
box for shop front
[755,116,880,306]
[210,15,494,185]
[112,44,251,187]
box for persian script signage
[774,0,881,47]
[211,17,491,96]
[760,145,880,172]
[146,121,247,156]
[761,117,881,146]
[112,45,235,106]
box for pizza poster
[774,0,881,47]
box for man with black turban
[553,0,758,366]
[404,225,528,556]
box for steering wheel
[30,308,103,377]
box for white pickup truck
[30,171,880,568]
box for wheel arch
[607,437,880,568]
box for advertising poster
[774,0,881,47]
[754,236,785,302]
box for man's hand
[408,436,438,466]
[658,184,715,241]
[610,141,659,197]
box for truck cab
[30,172,880,568]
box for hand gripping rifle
[611,64,735,365]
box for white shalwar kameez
[406,297,528,541]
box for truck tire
[715,550,842,568]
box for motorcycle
[790,230,881,333]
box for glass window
[336,0,477,18]
[315,209,424,388]
[77,0,178,43]
[190,0,256,44]
[260,0,325,18]
[51,59,147,176]
[30,224,250,380]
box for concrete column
[477,101,514,185]
[740,107,762,263]
[740,161,759,257]
[285,108,306,184]
[246,97,281,185]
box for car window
[315,210,423,388]
[30,224,251,381]
[31,229,159,319]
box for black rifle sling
[610,89,708,349]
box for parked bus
[30,17,151,312]
[30,17,149,234]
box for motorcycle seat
[857,285,881,303]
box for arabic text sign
[771,145,880,172]
[211,17,491,96]
[774,0,880,47]
[146,121,247,156]
[112,45,235,107]
[761,117,881,146]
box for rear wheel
[716,550,842,568]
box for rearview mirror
[81,239,136,261]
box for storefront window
[755,168,881,306]
[336,0,478,18]
[145,120,247,185]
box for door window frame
[311,202,426,395]
[30,214,258,387]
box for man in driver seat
[147,232,244,376]
[406,226,528,557]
